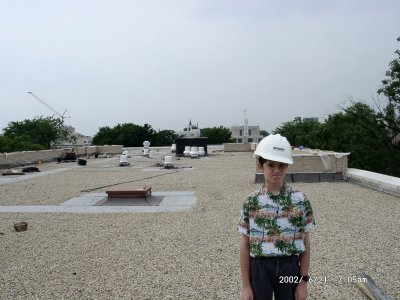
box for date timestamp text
[279,276,328,284]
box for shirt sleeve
[303,194,316,232]
[237,208,249,236]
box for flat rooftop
[0,147,398,299]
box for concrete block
[319,173,335,182]
[292,173,321,183]
[333,173,344,181]
[256,172,344,183]
[255,151,348,175]
[224,143,252,152]
[255,173,264,184]
[285,174,294,183]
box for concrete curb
[0,191,197,213]
[345,168,400,198]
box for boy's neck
[265,181,284,195]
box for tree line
[0,116,74,152]
[0,119,234,151]
[274,101,400,176]
[91,124,234,146]
[91,123,177,147]
[1,38,399,176]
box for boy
[238,134,316,300]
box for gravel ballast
[0,150,399,299]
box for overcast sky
[1,0,399,136]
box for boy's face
[259,160,288,184]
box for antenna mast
[243,109,249,144]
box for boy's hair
[258,157,289,166]
[258,156,267,165]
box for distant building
[303,117,319,123]
[65,126,92,146]
[177,120,201,138]
[230,125,263,143]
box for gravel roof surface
[0,149,399,299]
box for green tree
[1,116,73,151]
[377,37,400,141]
[0,135,44,152]
[114,123,154,146]
[92,123,174,147]
[273,101,400,176]
[200,126,233,144]
[153,130,178,146]
[323,102,399,175]
[260,130,269,137]
[91,126,114,146]
[274,117,325,149]
[92,123,144,147]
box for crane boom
[28,92,69,123]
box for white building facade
[230,125,263,143]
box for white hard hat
[253,134,293,164]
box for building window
[248,129,252,136]
[248,138,253,143]
[238,138,242,143]
[239,129,242,136]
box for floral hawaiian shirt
[238,184,316,257]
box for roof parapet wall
[0,145,123,168]
[345,168,400,197]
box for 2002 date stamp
[278,276,328,284]
[278,275,369,284]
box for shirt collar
[263,183,290,204]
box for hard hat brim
[253,153,293,164]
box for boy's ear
[257,162,264,171]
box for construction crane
[27,91,70,124]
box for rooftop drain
[14,222,28,232]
